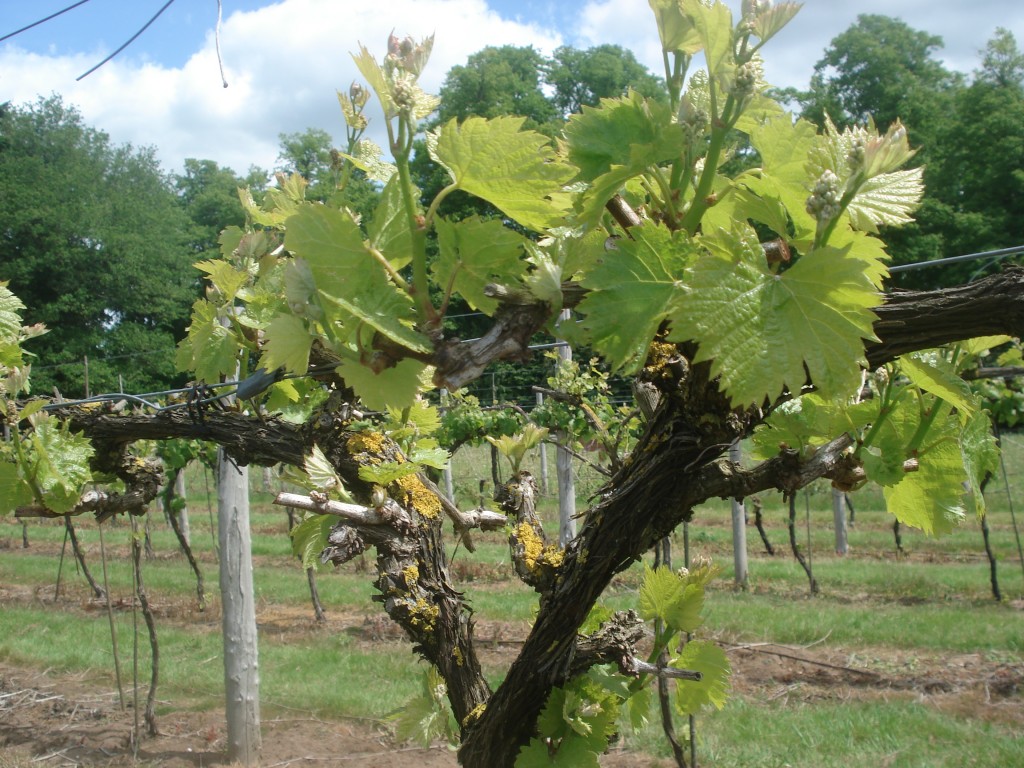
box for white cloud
[1,0,563,175]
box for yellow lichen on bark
[395,474,442,520]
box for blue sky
[2,0,1020,174]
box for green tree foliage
[0,96,194,395]
[436,45,558,130]
[545,44,665,117]
[174,158,264,258]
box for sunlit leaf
[577,223,693,372]
[434,217,530,315]
[900,352,975,420]
[672,641,730,715]
[847,167,924,233]
[670,225,882,406]
[431,116,576,231]
[338,358,428,412]
[289,513,334,570]
[261,314,313,375]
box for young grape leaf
[176,299,241,382]
[431,116,577,232]
[846,167,924,233]
[289,513,334,570]
[689,0,734,89]
[28,419,95,514]
[358,460,420,485]
[637,564,683,622]
[261,314,313,375]
[195,259,251,303]
[434,217,531,315]
[577,223,693,372]
[0,462,34,511]
[367,176,414,270]
[959,409,1000,517]
[0,282,26,339]
[670,226,882,406]
[751,2,802,46]
[883,435,967,535]
[303,444,344,494]
[337,358,428,412]
[647,0,702,53]
[563,92,684,226]
[900,352,976,421]
[285,205,430,354]
[672,641,730,715]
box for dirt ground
[2,637,1021,768]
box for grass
[2,435,1024,766]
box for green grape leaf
[28,419,95,514]
[670,226,882,406]
[367,176,414,271]
[846,167,924,233]
[690,0,734,88]
[289,513,334,570]
[751,2,802,45]
[523,246,564,308]
[434,217,530,315]
[358,460,420,485]
[175,300,240,382]
[900,352,975,420]
[390,668,456,748]
[409,446,450,471]
[638,564,683,623]
[672,641,731,715]
[883,436,966,535]
[338,358,427,412]
[352,44,397,119]
[431,116,576,232]
[0,462,34,513]
[623,686,652,732]
[751,394,877,460]
[563,92,684,226]
[638,564,705,633]
[195,259,251,302]
[304,444,344,493]
[516,734,600,768]
[261,314,313,375]
[746,115,820,237]
[860,390,923,487]
[343,138,397,184]
[285,205,430,354]
[959,409,1000,517]
[962,335,1012,356]
[648,0,702,53]
[565,92,684,183]
[577,224,693,372]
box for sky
[1,0,1021,176]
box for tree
[3,4,1020,767]
[546,44,664,116]
[0,96,195,396]
[175,158,265,258]
[792,14,959,141]
[435,45,558,131]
